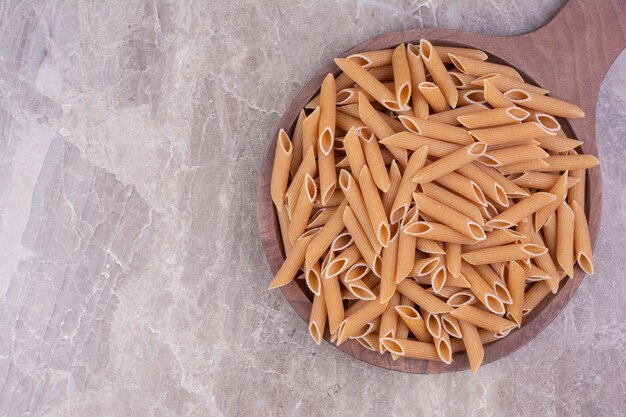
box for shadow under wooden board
[257,0,626,373]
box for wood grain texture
[257,0,624,373]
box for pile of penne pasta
[268,40,598,373]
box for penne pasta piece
[533,136,583,153]
[382,161,402,217]
[464,229,525,251]
[358,128,391,192]
[318,152,337,207]
[504,89,585,118]
[480,144,549,168]
[448,70,477,89]
[456,163,509,207]
[289,174,318,245]
[421,182,484,225]
[436,171,487,206]
[305,262,322,296]
[568,163,586,209]
[276,205,293,256]
[435,332,453,364]
[390,146,429,223]
[271,129,293,211]
[486,192,557,229]
[420,39,458,108]
[343,127,366,181]
[381,337,442,361]
[379,292,401,351]
[428,103,486,126]
[412,142,487,184]
[399,115,473,145]
[469,122,555,145]
[381,132,459,157]
[344,262,371,283]
[477,164,529,197]
[430,260,447,293]
[286,147,317,215]
[330,230,353,253]
[535,172,568,231]
[556,202,575,278]
[410,255,441,277]
[318,74,336,157]
[347,49,393,69]
[358,94,407,166]
[511,172,580,191]
[380,226,400,304]
[461,261,505,314]
[524,263,551,281]
[424,311,442,339]
[462,243,548,265]
[335,58,402,111]
[327,243,361,277]
[346,279,377,300]
[436,46,488,63]
[406,44,429,118]
[457,106,529,129]
[506,260,525,327]
[343,206,381,272]
[449,53,523,80]
[571,201,594,275]
[337,297,389,345]
[447,289,476,307]
[396,279,453,313]
[445,242,462,278]
[269,228,322,290]
[395,305,432,342]
[418,82,450,112]
[471,73,549,95]
[497,159,550,176]
[404,221,480,245]
[355,333,379,351]
[359,165,391,247]
[307,207,336,229]
[413,192,486,240]
[483,79,514,108]
[395,211,419,284]
[458,320,484,374]
[450,304,516,333]
[338,170,382,253]
[308,287,327,345]
[336,85,374,105]
[392,44,412,110]
[305,200,348,270]
[302,107,321,156]
[533,155,600,172]
[522,273,567,315]
[441,313,462,338]
[457,89,486,106]
[290,110,307,176]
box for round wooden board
[258,0,625,373]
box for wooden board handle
[529,0,626,86]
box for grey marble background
[0,1,624,416]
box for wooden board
[257,0,625,373]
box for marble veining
[0,1,624,416]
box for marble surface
[0,1,624,416]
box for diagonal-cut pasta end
[486,219,515,229]
[426,313,442,339]
[349,282,376,300]
[380,338,405,356]
[521,243,549,257]
[390,205,409,225]
[435,336,453,364]
[485,294,506,315]
[468,221,487,240]
[397,81,411,109]
[431,266,447,293]
[344,263,369,283]
[336,88,355,106]
[305,268,321,296]
[477,155,501,167]
[346,53,372,69]
[319,128,334,156]
[577,253,595,275]
[494,281,512,305]
[395,305,423,320]
[447,290,475,307]
[378,223,391,248]
[504,89,531,104]
[308,322,323,345]
[336,320,348,346]
[325,258,347,279]
[398,115,421,135]
[356,335,376,351]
